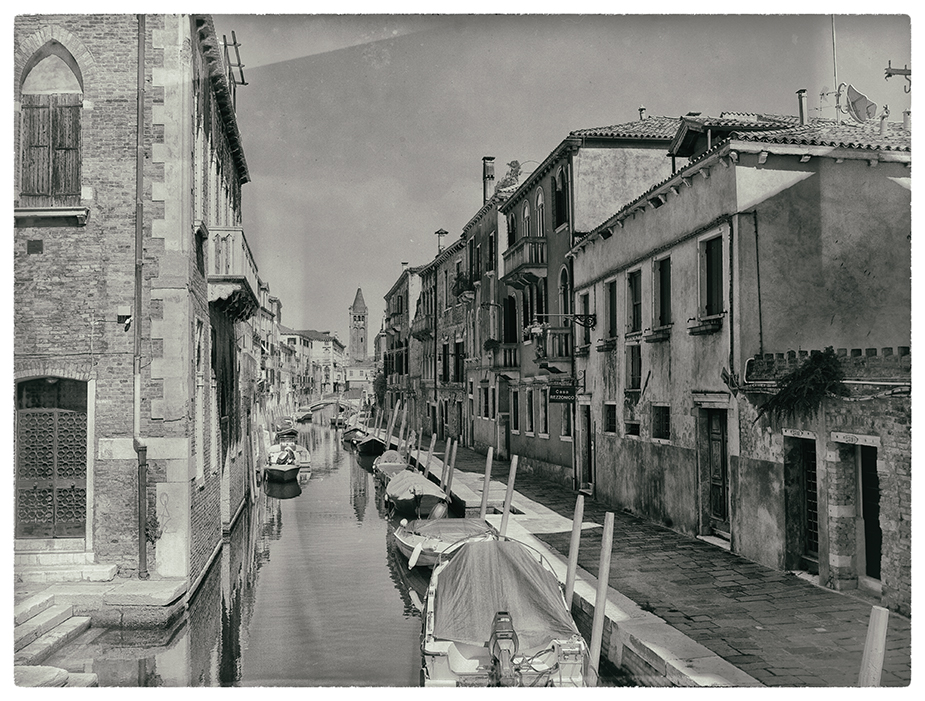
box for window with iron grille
[604,403,618,433]
[625,421,641,436]
[652,405,670,440]
[607,280,618,338]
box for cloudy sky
[209,11,912,346]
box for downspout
[753,211,764,356]
[728,217,735,381]
[134,14,149,580]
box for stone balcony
[501,236,547,290]
[207,224,259,321]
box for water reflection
[45,423,425,687]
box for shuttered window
[21,93,82,207]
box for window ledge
[652,437,671,445]
[644,326,672,343]
[15,206,90,228]
[559,435,573,442]
[687,316,723,335]
[595,339,618,352]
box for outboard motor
[489,611,519,686]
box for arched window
[535,189,545,238]
[19,41,84,208]
[559,267,572,316]
[522,202,531,239]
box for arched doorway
[16,377,88,538]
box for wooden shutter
[21,92,81,207]
[21,94,51,202]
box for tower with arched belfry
[348,288,368,363]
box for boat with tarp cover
[372,449,407,484]
[385,471,449,518]
[394,517,498,568]
[421,538,592,687]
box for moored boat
[372,449,407,484]
[421,538,592,687]
[264,442,311,483]
[394,517,498,568]
[263,479,302,500]
[356,434,386,456]
[385,471,449,519]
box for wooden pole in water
[478,447,494,521]
[397,404,408,451]
[415,423,423,469]
[385,401,400,447]
[589,511,614,685]
[445,437,459,494]
[423,433,437,478]
[859,605,890,686]
[499,455,518,536]
[440,439,453,489]
[565,494,585,607]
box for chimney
[638,105,646,120]
[482,156,495,204]
[401,261,409,271]
[903,110,911,132]
[797,89,808,125]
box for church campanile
[348,288,368,362]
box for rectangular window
[487,233,496,272]
[627,344,642,390]
[525,388,534,433]
[561,404,572,437]
[454,341,465,382]
[482,387,490,418]
[627,270,642,333]
[511,390,520,431]
[604,403,618,433]
[655,257,671,327]
[652,405,671,440]
[539,388,549,435]
[607,280,618,338]
[441,343,449,382]
[625,421,641,436]
[491,387,496,419]
[476,244,482,277]
[704,236,724,316]
[580,293,591,345]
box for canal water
[45,423,431,687]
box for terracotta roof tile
[732,117,910,152]
[570,115,680,139]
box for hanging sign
[549,385,576,403]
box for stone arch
[16,25,98,100]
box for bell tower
[348,288,368,362]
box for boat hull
[356,436,386,456]
[263,465,301,483]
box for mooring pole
[859,605,890,686]
[499,455,519,536]
[440,439,454,489]
[385,401,400,447]
[445,437,459,494]
[565,494,585,606]
[423,433,437,478]
[479,447,494,521]
[589,511,614,685]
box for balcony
[532,327,572,374]
[207,224,259,321]
[451,273,476,303]
[411,313,434,341]
[502,236,547,290]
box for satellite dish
[844,84,878,123]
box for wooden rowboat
[394,517,498,568]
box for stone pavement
[421,437,912,688]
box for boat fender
[408,541,424,569]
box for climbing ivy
[756,347,848,423]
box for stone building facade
[13,14,262,597]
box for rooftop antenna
[222,31,248,110]
[884,60,911,93]
[435,228,448,253]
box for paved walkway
[423,437,912,688]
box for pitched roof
[730,117,911,152]
[351,288,367,311]
[570,115,682,140]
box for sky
[208,11,912,348]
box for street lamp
[527,313,597,337]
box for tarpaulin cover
[405,517,494,540]
[386,471,447,502]
[433,540,579,654]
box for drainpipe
[134,14,149,580]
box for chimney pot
[638,105,646,120]
[482,156,496,204]
[797,89,808,125]
[903,109,911,131]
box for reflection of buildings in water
[350,459,369,522]
[383,528,429,620]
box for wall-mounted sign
[831,432,880,447]
[549,386,576,403]
[782,428,816,440]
